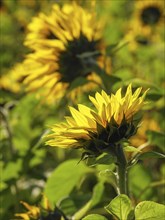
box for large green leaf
[135,201,165,220]
[138,151,165,160]
[146,89,164,101]
[73,181,105,219]
[105,194,133,220]
[146,130,165,151]
[44,159,91,204]
[129,164,153,200]
[82,214,108,220]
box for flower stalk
[115,144,128,195]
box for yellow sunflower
[15,196,66,220]
[22,2,110,102]
[0,63,26,94]
[45,84,149,156]
[124,0,164,50]
[15,201,40,220]
[135,0,164,28]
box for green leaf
[58,197,77,216]
[106,42,129,56]
[135,201,165,220]
[29,148,46,167]
[124,146,141,153]
[101,74,121,89]
[73,182,105,219]
[106,43,118,56]
[129,164,153,200]
[105,194,133,220]
[90,182,105,208]
[138,151,165,160]
[68,77,89,92]
[44,159,91,205]
[124,78,159,90]
[2,159,22,181]
[99,169,117,189]
[146,130,165,151]
[82,214,108,220]
[146,90,164,101]
[87,153,116,166]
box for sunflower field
[0,0,165,219]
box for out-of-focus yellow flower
[0,64,25,93]
[15,201,40,220]
[15,195,66,220]
[24,2,103,50]
[134,0,164,28]
[22,2,110,102]
[124,0,164,51]
[45,84,149,156]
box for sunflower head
[45,84,149,157]
[124,0,164,51]
[22,2,108,102]
[135,0,164,27]
[15,196,67,220]
[15,201,40,220]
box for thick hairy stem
[115,144,128,195]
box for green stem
[115,144,128,195]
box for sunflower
[124,0,164,50]
[22,2,110,102]
[45,84,149,156]
[15,201,40,220]
[0,63,26,94]
[135,0,164,27]
[15,196,67,220]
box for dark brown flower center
[141,6,161,25]
[58,34,100,83]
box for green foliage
[82,214,108,220]
[105,195,133,220]
[138,151,165,160]
[44,159,91,205]
[135,201,165,220]
[1,0,164,219]
[105,195,165,220]
[129,164,154,200]
[146,130,165,152]
[86,153,117,167]
[73,181,105,219]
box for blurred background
[0,0,164,219]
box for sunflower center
[141,6,161,25]
[58,34,99,83]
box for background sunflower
[125,0,164,50]
[22,2,110,103]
